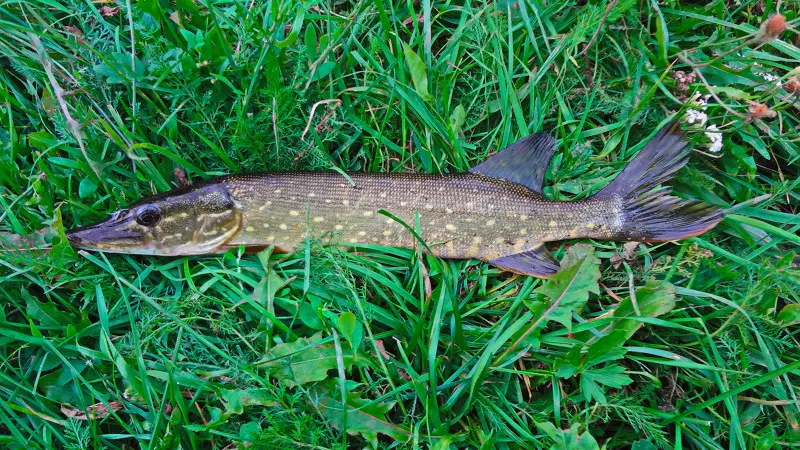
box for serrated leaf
[259,332,366,386]
[777,304,800,326]
[402,42,433,102]
[310,380,411,447]
[535,422,600,450]
[534,244,600,332]
[581,364,633,404]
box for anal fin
[489,244,560,278]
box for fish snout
[66,223,144,250]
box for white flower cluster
[760,72,783,87]
[685,93,723,153]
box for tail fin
[597,121,723,242]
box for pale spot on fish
[290,196,297,201]
[446,208,453,214]
[274,189,281,194]
[358,231,367,236]
[279,224,288,230]
[425,204,433,210]
[343,199,350,206]
[290,210,299,216]
[258,205,266,211]
[380,192,387,198]
[325,199,332,203]
[383,230,392,236]
[473,236,483,244]
[400,201,407,207]
[246,226,255,232]
[179,212,189,218]
[494,237,505,244]
[202,229,219,236]
[445,224,456,231]
[468,245,480,256]
[313,216,325,222]
[371,237,378,242]
[385,218,393,224]
[486,219,496,227]
[335,224,343,230]
[586,222,596,230]
[308,193,316,197]
[267,235,275,241]
[263,224,270,228]
[349,238,358,243]
[363,211,373,217]
[520,215,528,221]
[466,218,474,223]
[549,220,557,228]
[519,228,527,235]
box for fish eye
[135,205,161,227]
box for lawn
[1,0,799,448]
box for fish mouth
[66,221,147,252]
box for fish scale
[225,172,622,260]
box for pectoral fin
[489,244,560,278]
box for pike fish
[67,122,723,278]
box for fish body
[67,122,723,277]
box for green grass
[1,0,799,448]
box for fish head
[67,184,242,256]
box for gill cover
[67,183,242,256]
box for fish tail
[596,121,723,242]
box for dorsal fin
[469,132,557,195]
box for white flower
[705,125,723,153]
[685,108,708,126]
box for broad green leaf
[310,380,411,447]
[78,177,97,198]
[584,329,628,367]
[777,304,800,326]
[276,8,304,48]
[337,312,358,346]
[304,26,317,59]
[221,388,278,415]
[180,29,204,50]
[632,440,659,450]
[711,86,750,100]
[450,104,466,136]
[535,422,600,450]
[258,332,366,386]
[311,61,337,82]
[573,280,677,345]
[650,0,668,66]
[533,244,600,332]
[402,43,433,102]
